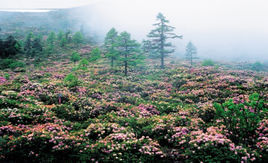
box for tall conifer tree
[148,13,182,68]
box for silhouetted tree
[148,13,182,68]
[185,41,197,66]
[0,36,20,58]
[117,31,142,76]
[104,28,119,67]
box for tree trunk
[161,52,164,69]
[124,53,128,76]
[111,57,114,67]
[160,21,164,69]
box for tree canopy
[147,13,182,68]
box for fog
[0,0,94,9]
[1,0,268,61]
[78,0,268,61]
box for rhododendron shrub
[185,127,253,162]
[214,93,266,145]
[0,60,267,162]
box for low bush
[64,73,79,88]
[0,59,25,70]
[202,59,215,66]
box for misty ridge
[1,0,268,63]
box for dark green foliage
[65,30,72,43]
[0,35,20,58]
[73,31,84,44]
[47,32,56,45]
[185,144,244,163]
[214,93,266,145]
[141,39,155,58]
[60,37,67,47]
[70,52,80,63]
[24,33,43,56]
[8,61,25,70]
[185,41,197,66]
[0,59,15,69]
[46,32,56,54]
[117,31,144,76]
[64,73,79,87]
[202,59,215,66]
[251,62,264,71]
[24,33,33,55]
[32,37,43,53]
[0,59,25,70]
[104,28,119,67]
[57,31,64,41]
[78,58,89,70]
[147,13,182,68]
[89,47,101,62]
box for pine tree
[117,31,142,76]
[89,47,101,62]
[46,32,56,54]
[185,41,197,66]
[1,36,20,58]
[32,36,43,54]
[141,39,155,58]
[47,32,56,45]
[65,30,72,43]
[24,33,33,55]
[148,13,182,68]
[104,28,119,67]
[73,31,84,45]
[57,31,64,41]
[60,37,67,47]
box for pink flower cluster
[0,77,7,84]
[256,119,268,151]
[137,104,159,117]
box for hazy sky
[1,0,268,61]
[82,0,268,61]
[0,0,95,8]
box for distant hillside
[0,6,93,38]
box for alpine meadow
[0,0,267,162]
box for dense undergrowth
[0,57,267,162]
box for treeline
[0,30,85,58]
[1,13,265,73]
[0,29,87,70]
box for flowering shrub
[0,59,267,162]
[214,93,266,145]
[256,119,268,159]
[185,127,253,162]
[84,123,128,140]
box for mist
[75,0,268,61]
[1,0,268,61]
